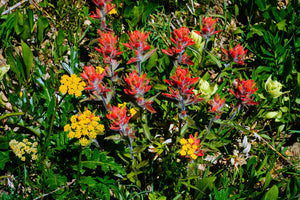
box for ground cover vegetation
[0,0,300,199]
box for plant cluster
[0,0,300,199]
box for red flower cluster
[106,106,135,138]
[80,65,110,97]
[95,31,123,64]
[162,66,204,108]
[161,27,195,65]
[209,93,225,118]
[229,78,259,106]
[90,0,115,30]
[124,71,156,113]
[124,71,151,97]
[221,43,248,65]
[194,17,221,39]
[123,30,156,65]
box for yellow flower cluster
[9,139,38,161]
[64,109,105,146]
[59,74,86,97]
[179,135,203,160]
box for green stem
[77,148,82,183]
[200,117,214,145]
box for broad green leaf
[21,40,33,81]
[263,185,278,200]
[37,17,49,45]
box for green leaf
[45,171,67,190]
[0,151,9,170]
[263,172,272,190]
[206,50,222,68]
[56,29,65,46]
[21,40,33,81]
[255,0,266,11]
[263,185,278,200]
[195,177,216,199]
[277,19,287,31]
[81,176,97,187]
[37,17,49,45]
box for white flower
[198,79,218,99]
[265,75,283,98]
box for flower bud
[198,79,218,99]
[265,75,283,98]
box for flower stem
[200,117,214,145]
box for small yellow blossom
[59,74,86,97]
[96,66,105,74]
[130,108,138,118]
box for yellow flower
[180,138,187,145]
[130,108,138,117]
[64,124,71,132]
[180,150,187,156]
[96,66,105,74]
[191,154,197,160]
[96,124,105,133]
[108,8,117,15]
[79,137,89,146]
[188,138,194,144]
[32,154,37,160]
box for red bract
[95,31,123,64]
[164,66,198,94]
[229,79,259,106]
[90,0,115,16]
[123,30,156,64]
[90,0,115,30]
[106,106,136,138]
[162,66,204,106]
[195,17,221,39]
[106,106,130,131]
[137,97,156,113]
[80,65,110,94]
[221,43,248,65]
[161,27,195,65]
[209,93,225,117]
[124,71,151,97]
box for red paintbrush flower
[124,71,151,98]
[95,31,123,64]
[209,93,225,118]
[194,17,221,39]
[229,78,259,106]
[162,66,204,106]
[123,30,156,65]
[161,27,195,65]
[221,43,248,65]
[80,65,110,95]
